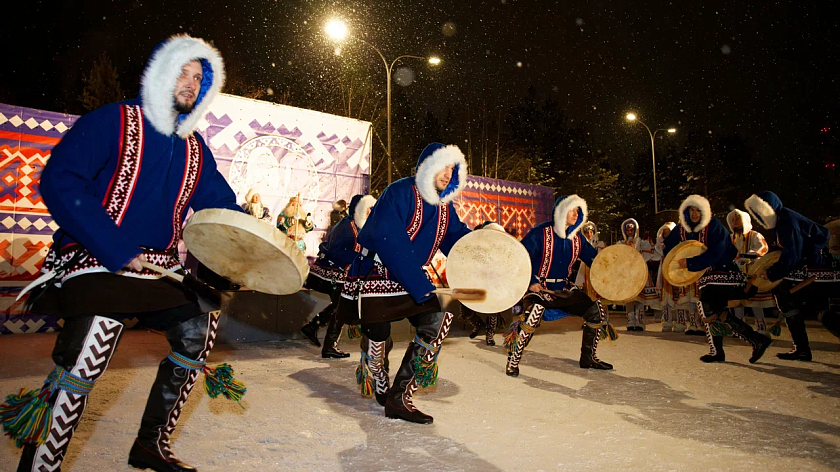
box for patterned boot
[754,308,768,335]
[637,305,647,332]
[385,312,454,424]
[11,316,124,472]
[726,314,772,364]
[579,302,613,370]
[700,322,726,363]
[777,314,812,361]
[673,309,687,333]
[128,312,223,472]
[661,306,673,332]
[485,315,498,346]
[505,304,544,377]
[356,339,391,406]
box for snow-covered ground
[1,317,838,472]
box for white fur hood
[414,143,468,205]
[353,195,376,229]
[726,209,753,235]
[553,195,588,239]
[679,194,712,233]
[141,34,225,139]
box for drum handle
[140,260,185,283]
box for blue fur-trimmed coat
[310,195,376,280]
[521,195,596,291]
[663,194,737,271]
[40,35,241,279]
[746,191,831,281]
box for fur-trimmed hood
[552,195,588,239]
[745,191,781,230]
[141,34,225,139]
[244,187,261,203]
[679,194,712,233]
[726,209,753,235]
[621,218,640,242]
[414,143,468,205]
[657,222,676,242]
[350,194,376,229]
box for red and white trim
[350,221,361,252]
[168,135,203,248]
[103,104,144,226]
[567,233,582,276]
[424,205,449,266]
[406,186,424,241]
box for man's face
[690,207,701,223]
[626,226,636,238]
[434,165,455,192]
[661,227,671,238]
[251,194,261,204]
[583,228,594,240]
[174,60,202,114]
[565,208,579,226]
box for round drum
[590,244,648,303]
[446,227,531,313]
[748,251,783,292]
[183,209,309,295]
[663,240,708,287]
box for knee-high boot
[128,311,222,472]
[321,314,350,359]
[300,305,334,348]
[579,302,613,370]
[485,315,498,346]
[384,312,454,424]
[504,303,544,377]
[699,302,725,363]
[726,314,772,364]
[10,316,124,472]
[778,314,812,361]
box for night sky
[2,0,838,190]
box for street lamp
[325,18,441,185]
[625,112,677,214]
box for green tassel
[354,362,374,396]
[768,323,782,337]
[710,321,733,337]
[347,325,363,339]
[0,388,52,448]
[412,356,439,388]
[601,324,619,341]
[203,364,246,407]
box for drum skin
[183,209,309,295]
[663,240,708,287]
[590,244,648,303]
[748,251,783,292]
[446,228,531,314]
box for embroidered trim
[406,185,424,241]
[679,226,708,245]
[168,135,202,249]
[102,104,144,226]
[310,262,346,283]
[568,233,582,276]
[167,351,206,371]
[425,205,449,265]
[350,221,361,252]
[42,244,183,285]
[538,226,554,280]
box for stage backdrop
[0,95,372,334]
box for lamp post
[626,112,676,214]
[325,19,441,185]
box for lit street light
[325,18,441,185]
[625,112,677,214]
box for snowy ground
[0,316,838,472]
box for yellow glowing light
[626,113,637,121]
[325,19,348,41]
[428,56,441,65]
[668,128,676,133]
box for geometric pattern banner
[454,175,554,238]
[1,96,373,333]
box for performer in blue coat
[300,194,376,358]
[504,195,614,377]
[745,191,840,361]
[664,195,771,364]
[1,35,243,472]
[337,142,471,424]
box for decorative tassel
[768,323,782,337]
[0,388,52,448]
[503,320,521,353]
[347,325,363,339]
[203,363,246,407]
[710,321,732,337]
[354,356,374,396]
[412,356,439,388]
[601,323,619,341]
